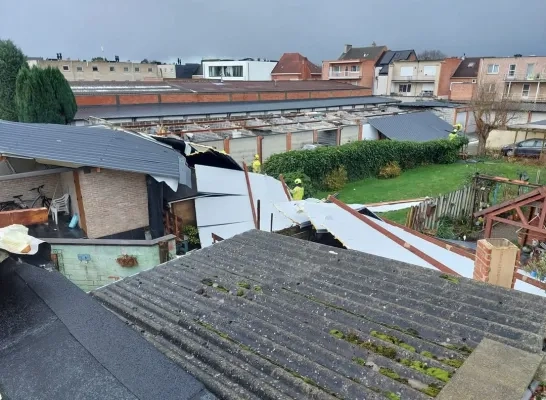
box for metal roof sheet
[75,96,400,120]
[368,111,454,142]
[0,121,190,183]
[93,229,546,399]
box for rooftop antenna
[462,53,466,61]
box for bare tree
[471,83,519,156]
[418,50,446,60]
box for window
[148,67,153,72]
[423,66,436,76]
[522,83,531,98]
[487,64,499,74]
[398,84,412,93]
[350,65,360,72]
[76,66,83,72]
[508,64,516,76]
[109,66,115,72]
[123,67,129,72]
[520,140,536,148]
[526,63,535,79]
[92,66,98,72]
[208,65,243,77]
[487,83,496,93]
[62,65,69,71]
[400,66,413,77]
[135,67,140,72]
[332,65,341,72]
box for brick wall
[78,169,149,238]
[0,174,61,204]
[75,88,370,106]
[438,58,462,98]
[450,79,476,102]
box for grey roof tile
[368,111,454,142]
[93,230,546,399]
[0,121,190,182]
[339,46,387,61]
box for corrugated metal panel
[195,196,253,227]
[368,111,454,142]
[304,202,433,269]
[76,96,400,120]
[0,121,188,182]
[249,173,294,232]
[195,164,248,195]
[367,201,423,213]
[274,201,367,228]
[198,221,255,248]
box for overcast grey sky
[1,0,545,64]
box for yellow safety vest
[251,160,261,173]
[291,186,304,200]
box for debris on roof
[368,111,454,142]
[93,229,546,399]
[0,120,192,189]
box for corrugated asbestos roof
[368,111,454,142]
[0,121,190,183]
[93,229,546,400]
[75,96,399,120]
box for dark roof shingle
[93,230,546,399]
[376,50,416,74]
[451,57,480,78]
[339,45,387,61]
[368,111,454,142]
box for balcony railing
[504,73,546,81]
[504,93,546,103]
[391,75,436,81]
[328,71,361,79]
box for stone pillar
[474,238,519,289]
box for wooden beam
[382,218,475,260]
[73,170,88,234]
[515,272,546,290]
[474,189,544,218]
[491,216,546,235]
[329,196,461,276]
[539,200,546,229]
[0,207,48,228]
[211,233,224,243]
[475,174,541,188]
[515,206,528,225]
[484,217,493,238]
[242,162,258,229]
[279,174,292,201]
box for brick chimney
[474,239,520,289]
[344,44,352,54]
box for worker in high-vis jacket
[291,178,304,200]
[251,154,261,173]
[449,123,463,140]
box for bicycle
[0,195,28,211]
[29,185,52,209]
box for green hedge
[263,138,467,186]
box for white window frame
[423,66,436,76]
[400,66,413,77]
[398,83,412,93]
[487,64,499,74]
[350,65,360,72]
[508,64,516,76]
[522,83,531,98]
[331,65,341,72]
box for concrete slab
[438,338,544,400]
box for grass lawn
[320,160,546,223]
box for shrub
[323,166,348,190]
[263,137,466,188]
[281,171,315,199]
[183,225,200,246]
[378,162,401,179]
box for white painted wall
[373,67,389,96]
[158,64,176,79]
[340,125,359,144]
[262,134,287,161]
[202,60,276,81]
[362,124,379,140]
[291,130,314,150]
[229,137,258,165]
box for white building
[200,59,277,81]
[158,64,176,79]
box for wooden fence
[407,185,477,232]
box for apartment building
[271,53,322,81]
[449,57,481,102]
[27,58,168,81]
[194,59,277,81]
[387,57,461,99]
[478,56,546,102]
[322,44,388,88]
[373,50,417,95]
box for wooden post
[257,199,261,230]
[484,217,493,239]
[357,120,363,141]
[279,174,292,201]
[286,132,292,151]
[73,170,87,234]
[243,162,258,229]
[270,213,274,232]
